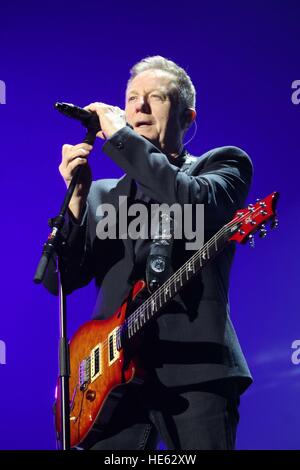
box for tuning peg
[270,217,279,229]
[248,234,255,248]
[259,224,267,238]
[257,199,266,207]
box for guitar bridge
[79,357,91,390]
[79,343,103,390]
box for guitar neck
[125,219,241,340]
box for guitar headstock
[229,192,279,245]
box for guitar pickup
[108,328,120,366]
[90,344,102,383]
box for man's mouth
[135,121,153,128]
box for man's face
[125,69,184,152]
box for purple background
[0,0,299,450]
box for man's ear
[180,108,196,130]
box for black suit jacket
[44,127,253,393]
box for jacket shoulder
[202,145,253,166]
[189,145,253,175]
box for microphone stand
[33,121,99,450]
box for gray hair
[127,55,196,109]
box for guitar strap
[145,154,198,292]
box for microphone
[54,102,101,132]
[54,101,132,145]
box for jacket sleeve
[42,205,95,295]
[103,126,253,227]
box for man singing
[45,55,253,450]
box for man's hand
[84,102,126,139]
[59,142,93,220]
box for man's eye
[150,94,163,100]
[128,96,137,102]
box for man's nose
[135,96,150,113]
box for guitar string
[125,205,259,328]
[85,202,270,361]
[91,203,264,359]
[83,219,233,364]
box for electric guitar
[55,192,279,448]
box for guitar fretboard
[124,220,241,340]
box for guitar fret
[133,316,139,333]
[176,273,183,288]
[171,280,177,295]
[128,320,133,338]
[170,280,177,296]
[185,261,194,280]
[139,310,146,326]
[164,285,169,302]
[181,270,187,284]
[214,234,218,251]
[158,292,162,308]
[167,281,172,296]
[151,298,156,316]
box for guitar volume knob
[86,390,96,402]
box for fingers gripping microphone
[54,102,100,128]
[54,102,101,144]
